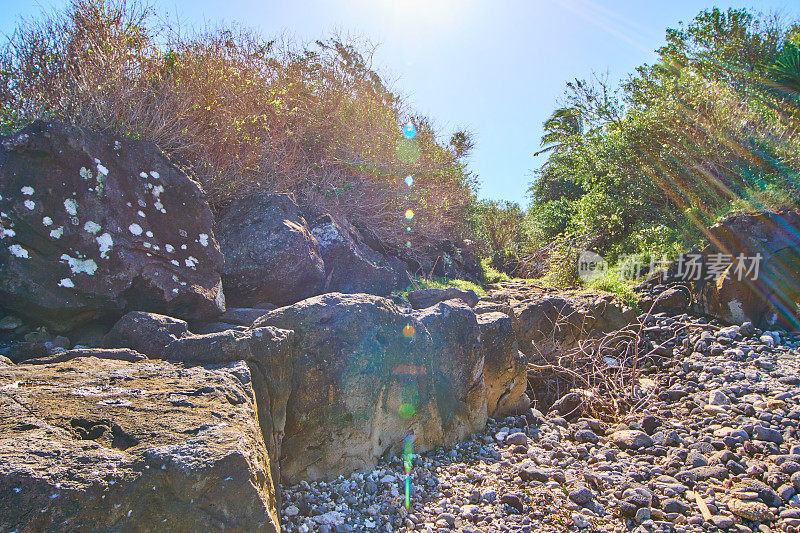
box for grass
[478,258,511,284]
[396,276,486,304]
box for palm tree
[534,107,583,156]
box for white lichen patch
[9,244,29,258]
[128,223,143,236]
[165,244,174,253]
[80,167,93,180]
[60,254,98,275]
[58,278,74,288]
[137,210,146,218]
[145,231,154,238]
[114,141,121,151]
[154,200,165,213]
[172,275,179,282]
[20,186,34,196]
[198,234,209,247]
[42,217,52,226]
[94,159,109,176]
[151,185,164,197]
[150,171,160,179]
[50,226,64,239]
[64,198,78,216]
[24,200,35,210]
[138,199,146,208]
[139,172,148,179]
[170,259,180,267]
[143,242,151,249]
[2,228,15,238]
[152,245,160,251]
[84,221,101,234]
[97,233,113,258]
[172,288,179,294]
[185,256,198,269]
[180,244,187,250]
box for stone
[21,347,148,365]
[161,326,297,484]
[216,192,325,307]
[254,294,487,482]
[478,312,526,417]
[218,307,277,327]
[569,486,594,505]
[754,425,784,444]
[407,287,480,310]
[709,389,731,406]
[611,430,654,450]
[0,357,279,531]
[728,499,775,522]
[500,493,524,513]
[651,287,690,315]
[0,121,226,331]
[505,432,528,446]
[102,311,190,357]
[308,214,396,296]
[697,210,800,330]
[0,315,22,330]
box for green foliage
[397,276,486,302]
[479,257,511,284]
[584,270,639,311]
[528,7,800,282]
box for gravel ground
[280,313,800,533]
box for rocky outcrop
[407,287,480,309]
[254,293,489,482]
[640,210,800,329]
[309,214,397,296]
[161,326,297,485]
[216,192,325,307]
[701,210,800,329]
[0,121,225,332]
[480,281,636,360]
[0,357,279,532]
[477,312,528,417]
[102,311,190,357]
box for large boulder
[0,357,279,532]
[161,326,297,485]
[0,121,225,332]
[477,312,528,417]
[254,293,487,482]
[698,210,800,329]
[309,214,396,296]
[216,192,325,307]
[102,311,190,357]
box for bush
[0,0,477,249]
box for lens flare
[405,175,414,187]
[406,241,412,248]
[403,323,415,338]
[405,209,414,220]
[406,227,412,232]
[402,122,417,139]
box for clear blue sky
[3,0,799,205]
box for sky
[2,0,800,205]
